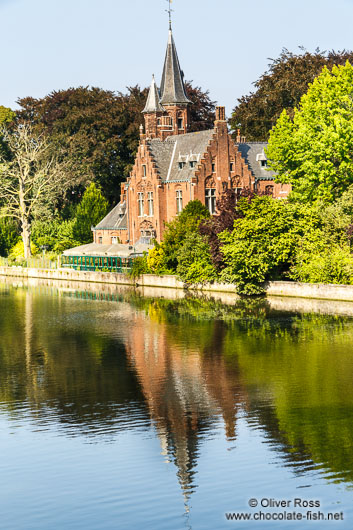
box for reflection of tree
[0,284,147,432]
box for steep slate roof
[236,142,276,181]
[94,202,127,230]
[148,129,214,182]
[160,30,190,105]
[143,75,165,113]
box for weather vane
[166,0,173,30]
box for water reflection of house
[123,307,244,499]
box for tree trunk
[22,217,31,259]
[19,179,31,259]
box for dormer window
[189,161,196,168]
[256,153,267,168]
[178,162,185,170]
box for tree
[17,86,147,205]
[184,81,216,132]
[176,232,217,284]
[266,61,353,203]
[73,183,109,244]
[219,196,320,294]
[0,124,73,258]
[147,200,210,273]
[199,189,254,270]
[229,48,353,141]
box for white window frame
[138,192,144,216]
[205,188,216,214]
[111,236,118,244]
[147,191,154,216]
[176,189,183,213]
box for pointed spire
[160,30,190,106]
[143,75,165,113]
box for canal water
[1,279,353,529]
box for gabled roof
[236,142,276,181]
[94,202,127,230]
[143,75,165,113]
[160,30,190,106]
[148,129,214,182]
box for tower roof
[143,75,165,114]
[160,30,190,106]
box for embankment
[1,266,353,302]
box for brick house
[93,28,290,246]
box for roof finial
[165,0,173,30]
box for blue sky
[2,0,353,116]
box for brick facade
[93,29,290,246]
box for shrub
[128,254,150,279]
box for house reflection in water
[123,305,245,502]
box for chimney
[236,129,246,143]
[215,106,226,121]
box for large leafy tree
[266,61,353,203]
[219,196,321,295]
[230,48,353,141]
[17,83,216,205]
[17,86,147,205]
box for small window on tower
[178,118,183,129]
[142,165,147,177]
[212,160,216,173]
[230,162,234,172]
[157,119,161,126]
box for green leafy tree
[73,183,109,244]
[219,196,321,295]
[148,200,210,274]
[31,218,80,253]
[267,62,353,203]
[176,232,217,284]
[230,48,353,141]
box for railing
[0,256,58,269]
[61,255,133,273]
